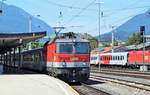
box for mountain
[0,2,54,38]
[98,9,150,42]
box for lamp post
[111,26,115,53]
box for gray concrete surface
[0,74,79,95]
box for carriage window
[115,56,117,60]
[113,56,115,60]
[104,56,106,60]
[120,56,122,60]
[121,56,124,60]
[91,57,97,60]
[23,54,34,63]
[110,56,112,60]
[103,56,105,60]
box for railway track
[72,83,110,95]
[90,74,150,92]
[91,66,150,72]
[91,69,150,80]
[91,67,150,73]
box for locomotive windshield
[57,42,89,54]
[57,43,73,54]
[74,42,89,54]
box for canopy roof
[0,31,46,54]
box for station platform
[0,74,79,95]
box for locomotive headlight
[83,63,86,65]
[83,62,89,66]
[62,62,66,67]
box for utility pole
[53,26,65,36]
[98,2,101,47]
[111,26,115,53]
[97,0,104,71]
[139,26,147,71]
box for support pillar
[3,54,5,65]
[18,39,22,69]
[6,52,8,66]
[1,55,2,64]
[5,53,7,66]
[4,53,6,65]
[18,46,21,69]
[9,51,11,66]
[1,54,2,64]
[2,54,4,65]
[13,48,16,67]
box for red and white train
[90,50,150,66]
[14,32,90,82]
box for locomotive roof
[46,32,89,44]
[55,32,89,43]
[55,38,89,43]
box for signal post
[139,26,148,71]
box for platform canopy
[0,31,46,54]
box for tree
[126,32,140,45]
[83,33,98,50]
[114,39,118,46]
[31,41,44,49]
[89,38,98,50]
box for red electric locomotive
[43,32,90,82]
[13,32,90,82]
[128,50,150,65]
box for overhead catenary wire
[64,0,96,25]
[46,0,95,11]
[46,0,149,12]
[55,0,96,33]
[45,0,150,36]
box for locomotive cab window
[75,42,89,54]
[57,43,73,54]
[57,42,89,54]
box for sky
[3,0,150,36]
